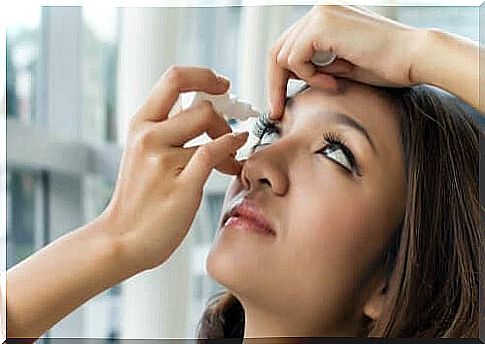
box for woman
[197,80,482,339]
[4,2,483,341]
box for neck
[241,303,359,343]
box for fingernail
[216,75,230,84]
[232,131,249,140]
[268,108,278,121]
[268,102,280,120]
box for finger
[306,73,339,92]
[179,131,249,186]
[268,67,291,122]
[135,66,230,123]
[276,18,306,70]
[266,23,298,121]
[285,29,318,80]
[315,0,373,14]
[155,100,232,147]
[214,151,244,175]
[271,17,302,60]
[288,71,301,80]
[269,16,311,120]
[315,58,354,75]
[171,146,243,176]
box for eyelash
[250,117,359,175]
[252,112,279,138]
[319,131,358,174]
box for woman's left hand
[267,1,424,119]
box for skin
[206,79,407,340]
[267,3,482,119]
[4,4,483,339]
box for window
[6,169,45,269]
[81,7,120,143]
[396,6,479,41]
[6,7,40,122]
[6,6,122,340]
[5,3,481,341]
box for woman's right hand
[102,66,249,273]
[267,1,426,119]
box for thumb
[179,131,249,186]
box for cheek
[283,176,390,291]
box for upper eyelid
[253,127,361,171]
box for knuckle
[134,126,158,151]
[173,165,184,176]
[276,51,286,65]
[197,100,215,120]
[199,99,214,112]
[287,54,298,67]
[164,65,184,85]
[196,144,214,166]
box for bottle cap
[311,50,337,67]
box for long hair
[195,84,484,339]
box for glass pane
[178,6,242,94]
[206,193,225,241]
[81,7,120,143]
[396,6,479,41]
[6,169,42,269]
[6,7,41,122]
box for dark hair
[195,83,484,339]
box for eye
[317,132,357,174]
[258,130,279,145]
[251,130,280,152]
[318,144,353,172]
[251,117,281,152]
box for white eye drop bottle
[178,92,261,121]
[168,91,262,160]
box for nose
[239,144,290,196]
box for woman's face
[206,81,407,335]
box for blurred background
[2,1,482,341]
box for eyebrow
[326,111,378,155]
[284,99,378,155]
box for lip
[221,198,276,236]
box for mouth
[221,198,276,236]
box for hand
[267,1,425,119]
[102,66,249,273]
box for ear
[362,280,388,321]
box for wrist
[408,26,434,85]
[409,26,481,111]
[89,212,142,278]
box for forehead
[281,81,399,135]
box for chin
[205,235,243,290]
[205,229,276,301]
[206,247,289,315]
